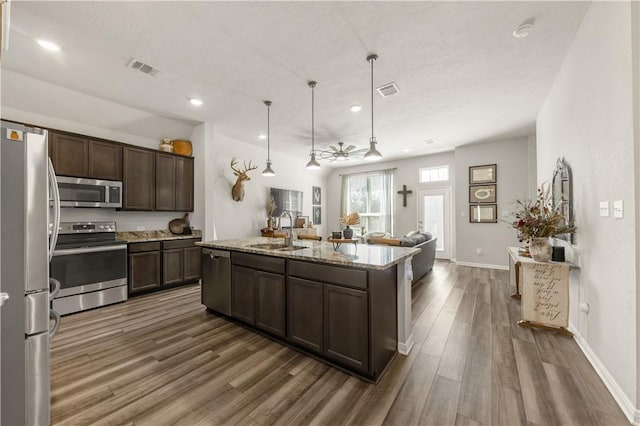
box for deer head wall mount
[230,157,258,201]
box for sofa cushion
[405,230,420,237]
[400,233,429,247]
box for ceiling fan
[317,142,368,162]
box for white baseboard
[398,334,414,355]
[568,323,639,425]
[454,260,509,271]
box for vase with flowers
[507,182,576,262]
[265,195,277,231]
[340,212,361,239]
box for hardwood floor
[51,261,630,426]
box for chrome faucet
[280,210,293,247]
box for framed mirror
[552,158,573,243]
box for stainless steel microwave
[55,176,122,208]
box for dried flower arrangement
[265,195,277,216]
[340,212,361,227]
[507,182,576,243]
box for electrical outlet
[136,226,146,231]
[475,248,482,255]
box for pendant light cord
[267,103,271,161]
[370,56,374,141]
[311,85,315,153]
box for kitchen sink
[247,243,306,251]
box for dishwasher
[201,248,231,315]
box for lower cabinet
[286,277,369,373]
[230,253,286,338]
[128,238,201,295]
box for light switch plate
[599,201,609,217]
[614,200,624,218]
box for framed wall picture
[469,164,497,184]
[312,186,321,206]
[469,204,497,223]
[469,184,496,204]
[313,206,321,225]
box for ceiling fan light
[364,139,382,161]
[262,160,275,177]
[306,153,321,170]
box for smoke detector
[376,82,400,97]
[128,58,161,76]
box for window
[419,165,449,183]
[341,169,394,235]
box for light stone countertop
[197,237,419,270]
[117,229,202,243]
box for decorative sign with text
[521,262,569,328]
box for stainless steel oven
[55,176,122,208]
[50,222,127,315]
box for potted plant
[340,212,361,239]
[507,182,576,261]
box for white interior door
[418,187,451,260]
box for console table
[507,246,578,336]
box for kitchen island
[197,237,419,382]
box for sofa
[366,232,437,284]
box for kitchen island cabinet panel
[287,277,324,353]
[324,284,369,373]
[231,265,256,325]
[256,271,286,337]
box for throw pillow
[405,230,420,237]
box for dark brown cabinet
[324,284,369,372]
[128,238,200,296]
[123,147,155,211]
[155,153,194,212]
[230,253,286,337]
[49,132,122,180]
[287,277,324,352]
[128,242,162,294]
[88,140,122,180]
[49,132,89,177]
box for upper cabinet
[155,153,194,212]
[49,131,122,181]
[48,129,193,212]
[122,147,156,211]
[49,132,89,177]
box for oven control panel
[58,222,117,234]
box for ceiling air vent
[128,58,161,76]
[376,82,399,97]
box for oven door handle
[53,244,127,256]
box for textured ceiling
[2,1,589,166]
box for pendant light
[262,100,276,177]
[364,54,383,161]
[306,81,321,170]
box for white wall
[537,2,637,421]
[454,137,532,268]
[325,152,455,239]
[202,128,329,241]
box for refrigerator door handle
[49,310,61,337]
[49,278,60,301]
[48,157,60,263]
[0,292,9,307]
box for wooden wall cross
[397,185,413,207]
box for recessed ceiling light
[189,98,203,106]
[513,23,533,39]
[403,148,412,153]
[258,134,267,140]
[424,139,435,145]
[36,39,61,52]
[350,105,362,112]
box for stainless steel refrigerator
[1,120,61,425]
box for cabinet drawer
[231,252,285,274]
[289,261,367,290]
[163,238,200,250]
[128,242,161,253]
